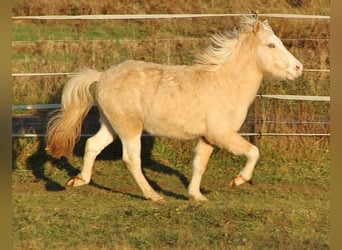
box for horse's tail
[45,69,102,158]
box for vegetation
[13,136,330,249]
[12,0,330,249]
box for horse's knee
[85,136,110,156]
[85,139,100,156]
[248,145,259,162]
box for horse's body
[98,60,254,140]
[46,15,303,201]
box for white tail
[45,69,102,158]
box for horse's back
[96,60,209,139]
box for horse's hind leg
[66,119,115,187]
[188,138,214,201]
[121,134,164,202]
[211,132,259,188]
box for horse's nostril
[295,65,302,71]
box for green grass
[13,193,329,249]
[13,21,151,41]
[13,23,78,41]
[12,136,330,249]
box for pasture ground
[13,137,329,249]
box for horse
[45,14,303,202]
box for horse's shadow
[26,134,194,200]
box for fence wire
[12,12,330,138]
[12,13,330,20]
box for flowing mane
[195,15,273,65]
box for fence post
[251,96,261,148]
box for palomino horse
[46,15,303,201]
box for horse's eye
[267,43,276,48]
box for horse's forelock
[239,14,273,34]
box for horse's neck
[219,52,263,101]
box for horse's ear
[253,21,264,34]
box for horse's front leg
[210,132,259,188]
[188,138,214,201]
[66,122,114,187]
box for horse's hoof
[228,179,236,189]
[189,194,208,202]
[229,175,253,189]
[148,194,165,203]
[155,197,166,203]
[66,175,88,187]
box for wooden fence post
[251,96,262,148]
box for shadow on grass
[24,130,192,200]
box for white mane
[195,15,273,66]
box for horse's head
[253,20,303,80]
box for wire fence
[12,13,330,20]
[11,133,330,138]
[11,38,330,44]
[11,68,330,77]
[12,12,330,139]
[11,93,330,112]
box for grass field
[13,136,330,249]
[12,0,330,249]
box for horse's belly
[144,115,205,140]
